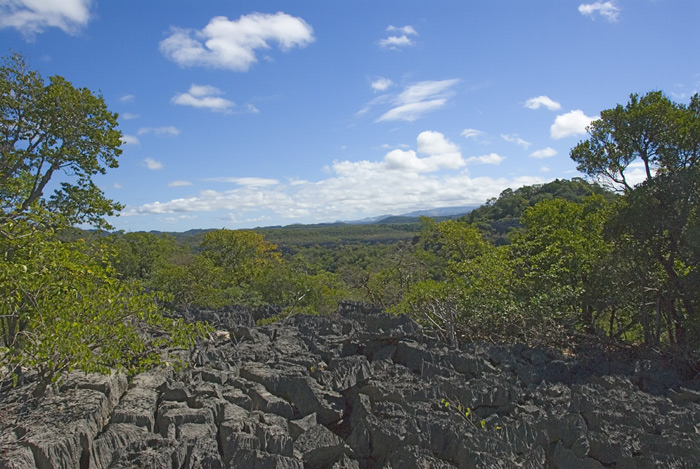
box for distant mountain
[344,205,479,224]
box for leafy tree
[0,54,205,394]
[0,52,122,229]
[510,196,613,332]
[255,255,349,319]
[395,217,517,345]
[108,231,179,281]
[572,91,700,347]
[0,232,204,397]
[200,229,281,288]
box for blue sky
[2,1,699,231]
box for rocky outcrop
[2,303,700,468]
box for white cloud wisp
[524,95,562,111]
[377,79,459,122]
[578,2,621,22]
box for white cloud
[207,177,279,187]
[501,134,532,149]
[128,130,547,223]
[465,153,505,165]
[371,77,394,92]
[121,135,140,145]
[379,35,414,49]
[130,165,541,221]
[530,147,558,158]
[377,79,459,122]
[169,180,193,187]
[119,94,135,103]
[387,25,417,36]
[578,2,620,22]
[137,126,180,136]
[172,84,235,113]
[384,131,464,173]
[379,25,417,49]
[143,158,164,170]
[120,113,140,120]
[113,182,123,189]
[159,12,314,71]
[0,0,92,39]
[460,129,484,139]
[524,95,562,111]
[551,110,598,139]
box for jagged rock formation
[2,303,700,468]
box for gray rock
[3,305,700,468]
[294,424,346,468]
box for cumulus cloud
[551,110,598,139]
[371,77,394,92]
[578,2,620,22]
[530,147,558,158]
[127,130,546,223]
[120,94,135,103]
[384,131,464,173]
[460,129,484,140]
[501,134,531,149]
[130,167,542,222]
[159,12,314,71]
[169,180,193,187]
[137,126,180,136]
[379,24,418,50]
[377,79,459,122]
[465,153,505,165]
[0,0,92,39]
[172,84,235,113]
[524,95,562,111]
[143,158,164,170]
[120,113,140,120]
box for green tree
[510,196,613,333]
[0,233,204,397]
[0,54,205,394]
[572,91,700,346]
[0,52,122,229]
[108,231,179,281]
[200,229,281,288]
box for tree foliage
[572,91,700,347]
[0,52,122,229]
[0,54,205,394]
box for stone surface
[2,303,700,468]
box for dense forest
[2,53,700,395]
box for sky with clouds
[2,0,699,231]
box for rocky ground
[2,302,700,468]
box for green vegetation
[2,50,698,394]
[0,53,205,396]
